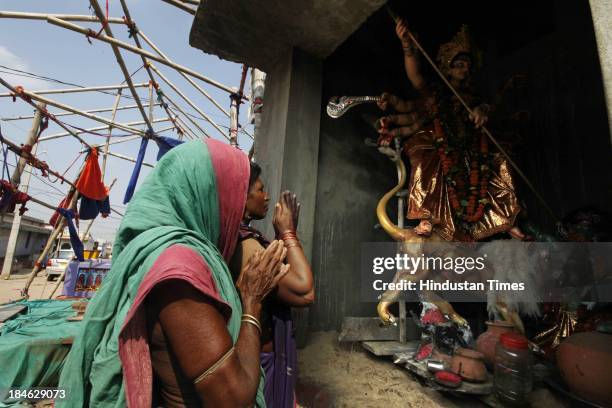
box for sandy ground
[0,270,62,304]
[297,332,568,408]
[297,332,481,408]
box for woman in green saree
[58,138,287,407]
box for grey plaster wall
[251,48,323,343]
[252,49,323,262]
[589,0,612,136]
[189,0,386,71]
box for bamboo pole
[229,92,239,147]
[83,90,122,237]
[137,30,230,119]
[22,170,82,298]
[161,92,209,137]
[79,125,178,153]
[173,117,196,140]
[46,17,240,96]
[0,11,124,24]
[39,117,171,142]
[117,0,188,141]
[105,150,154,168]
[0,77,93,147]
[1,104,45,279]
[180,0,200,5]
[0,79,145,136]
[149,64,228,139]
[0,82,149,97]
[160,0,196,15]
[102,92,122,181]
[89,0,153,133]
[1,103,161,122]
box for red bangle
[280,230,298,240]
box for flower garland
[433,115,490,224]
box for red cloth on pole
[49,192,74,227]
[75,149,107,201]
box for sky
[0,1,255,242]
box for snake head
[326,96,345,118]
[377,301,398,326]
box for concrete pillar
[253,48,323,344]
[589,0,612,137]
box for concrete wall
[0,230,48,261]
[252,48,323,343]
[589,0,612,137]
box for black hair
[249,161,262,190]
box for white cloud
[0,46,53,91]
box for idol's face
[448,56,472,83]
[245,177,269,220]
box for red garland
[433,118,489,223]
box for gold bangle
[242,313,260,324]
[193,346,235,384]
[241,318,262,335]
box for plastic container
[494,332,533,405]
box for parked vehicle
[46,242,75,281]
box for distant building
[0,213,53,270]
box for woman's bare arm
[152,280,262,407]
[150,241,289,407]
[240,238,314,306]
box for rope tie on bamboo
[10,86,31,103]
[192,346,235,385]
[143,129,155,140]
[123,16,139,38]
[85,20,108,44]
[0,180,31,215]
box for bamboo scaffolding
[117,0,189,140]
[39,117,172,142]
[80,125,178,151]
[137,31,231,121]
[0,82,149,97]
[1,105,45,278]
[89,0,153,134]
[1,111,155,169]
[0,77,93,148]
[1,103,161,122]
[0,79,146,136]
[149,63,228,139]
[0,133,78,189]
[22,167,82,297]
[162,92,209,137]
[160,0,196,15]
[102,91,123,182]
[0,11,124,24]
[105,150,154,168]
[180,0,200,5]
[46,17,240,97]
[173,116,197,140]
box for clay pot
[556,331,612,406]
[451,347,487,382]
[476,321,514,367]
